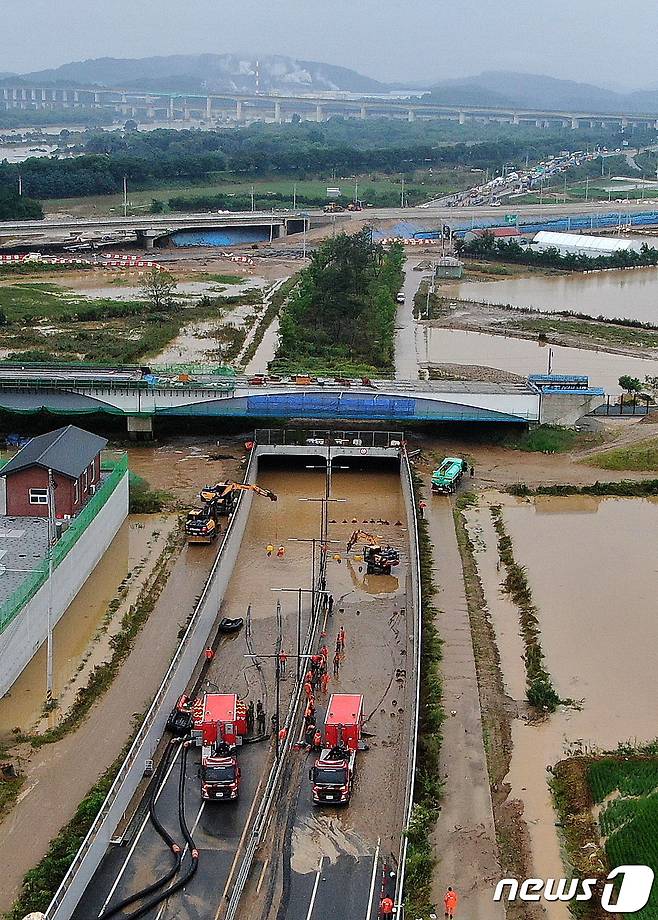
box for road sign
[505,214,518,224]
[326,187,341,199]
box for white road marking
[98,744,183,916]
[365,839,381,919]
[305,858,324,920]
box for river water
[471,496,658,919]
[422,326,658,392]
[447,266,658,323]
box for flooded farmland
[422,326,658,392]
[466,495,658,920]
[446,266,658,323]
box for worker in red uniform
[321,671,330,694]
[277,544,285,558]
[333,651,340,677]
[204,647,214,661]
[338,625,345,653]
[380,896,394,917]
[278,651,287,678]
[444,886,458,920]
[313,729,322,751]
[303,680,313,700]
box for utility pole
[123,175,128,218]
[18,174,22,197]
[46,468,55,704]
[251,185,255,212]
[400,177,405,209]
[585,176,590,202]
[293,183,297,210]
[354,178,359,205]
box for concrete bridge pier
[458,110,466,125]
[274,100,282,123]
[206,96,212,120]
[127,416,153,439]
[168,97,175,120]
[360,104,367,119]
[236,100,244,121]
[571,117,579,129]
[136,231,158,250]
[315,104,323,122]
[512,113,520,125]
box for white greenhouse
[532,231,646,256]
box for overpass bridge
[0,369,604,433]
[3,83,658,129]
[0,211,308,251]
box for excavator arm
[217,481,278,501]
[346,530,381,553]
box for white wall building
[532,231,647,257]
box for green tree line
[271,230,403,376]
[456,233,658,271]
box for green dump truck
[431,457,467,494]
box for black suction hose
[111,741,200,920]
[98,739,183,920]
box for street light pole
[46,467,55,703]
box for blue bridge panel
[245,394,417,418]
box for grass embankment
[508,479,658,497]
[451,493,527,886]
[404,472,443,919]
[4,737,137,920]
[583,438,658,471]
[552,754,658,920]
[270,231,403,378]
[507,315,658,350]
[490,505,560,711]
[0,772,25,823]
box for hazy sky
[1,0,657,89]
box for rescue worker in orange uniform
[380,896,394,917]
[444,886,458,920]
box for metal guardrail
[44,448,258,920]
[395,450,423,918]
[254,428,405,448]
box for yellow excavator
[346,530,400,575]
[186,481,277,545]
[199,480,278,516]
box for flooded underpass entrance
[72,454,416,920]
[248,457,414,920]
[464,494,658,920]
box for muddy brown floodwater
[421,327,658,393]
[0,515,167,737]
[447,266,658,323]
[471,495,658,920]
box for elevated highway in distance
[3,201,658,251]
[4,83,658,128]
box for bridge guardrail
[44,448,258,920]
[395,449,423,917]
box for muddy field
[463,493,658,920]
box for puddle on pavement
[446,266,658,323]
[290,813,369,874]
[474,495,658,919]
[0,515,167,736]
[421,327,658,393]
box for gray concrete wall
[45,454,259,920]
[539,392,605,426]
[0,472,129,698]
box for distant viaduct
[3,84,658,129]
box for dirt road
[426,496,505,920]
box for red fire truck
[310,693,365,805]
[192,693,248,802]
